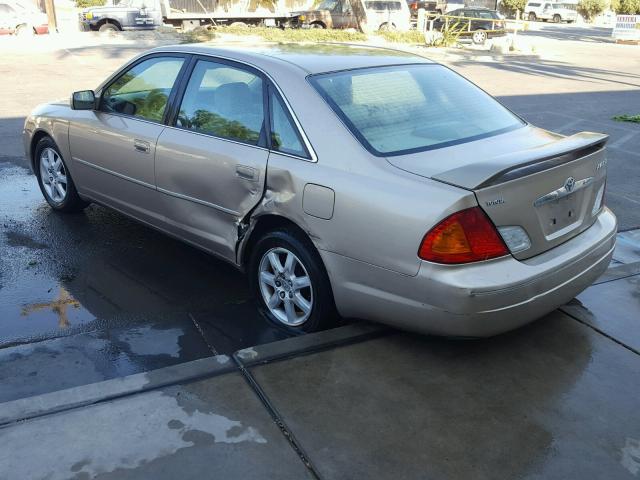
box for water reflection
[21,286,80,329]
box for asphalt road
[0,31,639,400]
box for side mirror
[71,90,96,110]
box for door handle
[236,165,258,181]
[134,139,151,153]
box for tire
[379,22,396,31]
[528,12,536,21]
[249,228,338,334]
[553,14,561,23]
[98,23,119,32]
[472,28,487,44]
[230,21,248,27]
[34,136,89,213]
[309,22,325,29]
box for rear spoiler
[431,132,608,190]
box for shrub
[214,26,367,42]
[611,0,640,13]
[500,0,527,16]
[427,21,465,47]
[375,29,425,43]
[75,0,106,8]
[577,0,607,20]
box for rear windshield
[365,1,402,10]
[309,64,523,157]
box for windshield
[309,64,524,157]
[316,0,339,9]
[118,0,148,7]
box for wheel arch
[30,129,53,171]
[96,18,122,30]
[239,213,316,270]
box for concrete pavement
[1,254,639,479]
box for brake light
[418,207,509,264]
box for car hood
[82,5,134,12]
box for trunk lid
[386,126,608,260]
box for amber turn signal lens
[418,207,509,264]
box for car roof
[149,43,434,76]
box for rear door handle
[134,139,151,153]
[236,165,258,181]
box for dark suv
[433,7,505,44]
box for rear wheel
[553,14,561,23]
[379,22,396,31]
[249,228,337,333]
[309,21,325,29]
[472,28,487,44]
[98,23,119,32]
[528,12,536,21]
[34,137,89,213]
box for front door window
[100,56,185,122]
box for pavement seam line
[560,308,640,357]
[188,312,219,356]
[232,354,323,480]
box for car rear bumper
[321,207,617,337]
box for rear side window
[176,60,264,146]
[476,10,497,18]
[309,64,523,157]
[269,92,309,158]
[101,56,185,122]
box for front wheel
[249,229,337,333]
[35,137,89,213]
[528,12,537,21]
[472,29,487,44]
[553,14,561,23]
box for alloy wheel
[258,247,313,326]
[40,147,68,204]
[473,30,487,44]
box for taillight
[418,207,509,264]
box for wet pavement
[0,161,289,401]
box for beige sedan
[23,44,616,336]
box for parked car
[0,0,48,35]
[23,44,616,337]
[524,1,578,22]
[291,0,411,31]
[433,7,505,44]
[79,0,162,32]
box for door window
[101,56,185,122]
[176,60,265,146]
[269,91,308,158]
